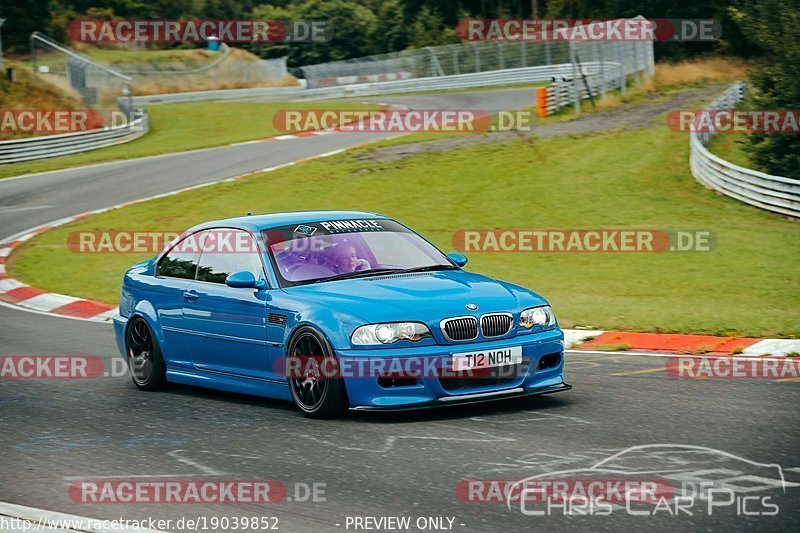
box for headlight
[519,306,556,329]
[351,322,431,345]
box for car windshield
[263,218,454,287]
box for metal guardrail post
[596,42,606,99]
[0,18,5,71]
[569,41,580,114]
[30,33,37,77]
[615,42,625,95]
[497,41,504,70]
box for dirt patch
[354,85,725,164]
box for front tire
[286,326,348,418]
[125,316,167,391]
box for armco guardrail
[131,63,596,106]
[538,68,624,115]
[300,63,585,99]
[0,111,148,164]
[131,17,653,107]
[690,82,800,218]
[3,62,617,164]
[130,82,307,105]
[3,33,149,165]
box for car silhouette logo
[294,225,317,236]
[466,303,478,311]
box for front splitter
[350,382,572,412]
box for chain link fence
[30,32,133,116]
[537,38,653,115]
[30,33,291,101]
[3,33,147,163]
[108,45,290,94]
[302,40,571,88]
[301,16,654,105]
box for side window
[196,229,265,284]
[157,233,202,279]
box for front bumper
[337,327,568,409]
[113,314,128,357]
[350,382,572,412]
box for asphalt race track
[1,88,798,532]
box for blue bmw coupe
[114,211,570,417]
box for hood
[281,269,547,325]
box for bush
[732,0,800,179]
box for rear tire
[286,326,348,418]
[125,316,167,391]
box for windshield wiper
[313,268,402,284]
[312,264,457,284]
[390,264,459,275]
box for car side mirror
[447,252,468,267]
[225,271,268,289]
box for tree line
[0,0,768,63]
[0,0,796,177]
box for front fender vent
[268,313,288,325]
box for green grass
[0,100,379,179]
[79,47,221,65]
[594,343,632,352]
[17,46,250,72]
[9,124,799,337]
[707,134,756,169]
[369,81,548,98]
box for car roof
[188,210,389,233]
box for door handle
[183,290,199,301]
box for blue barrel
[207,36,221,52]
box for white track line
[0,300,109,323]
[566,349,788,361]
[743,339,800,357]
[0,278,25,292]
[17,293,81,312]
[0,137,385,323]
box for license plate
[451,346,522,372]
